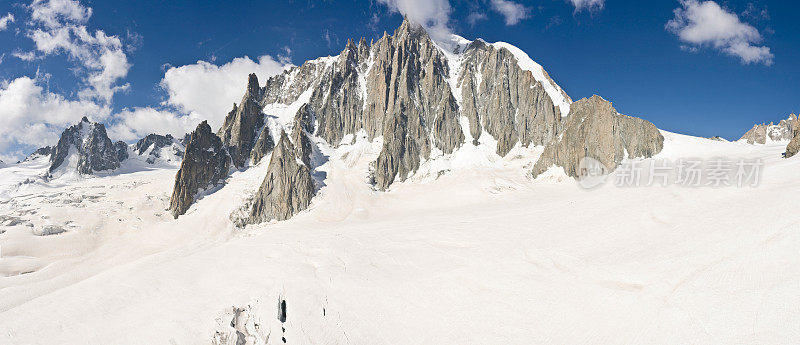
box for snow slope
[0,131,798,344]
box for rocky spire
[218,73,265,168]
[241,130,315,225]
[169,121,231,218]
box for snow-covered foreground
[1,132,799,344]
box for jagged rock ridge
[169,121,231,218]
[740,114,798,144]
[49,117,124,175]
[134,134,184,164]
[24,146,53,162]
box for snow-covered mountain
[47,116,128,177]
[171,19,663,222]
[132,133,185,165]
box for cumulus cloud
[666,0,773,66]
[490,0,529,26]
[375,0,452,41]
[23,0,131,102]
[107,107,202,142]
[160,55,290,130]
[0,13,14,31]
[567,0,605,12]
[0,76,111,153]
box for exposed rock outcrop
[785,128,800,158]
[291,104,314,167]
[250,125,275,165]
[218,73,265,168]
[242,131,315,224]
[740,114,797,144]
[49,117,122,175]
[457,40,562,154]
[169,121,231,218]
[531,96,664,178]
[366,21,464,189]
[115,141,129,162]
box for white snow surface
[0,130,799,344]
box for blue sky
[0,0,798,161]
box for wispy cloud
[490,0,529,26]
[666,0,773,66]
[375,0,452,40]
[566,0,604,12]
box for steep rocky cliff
[457,39,563,155]
[242,131,315,224]
[740,114,797,144]
[531,96,663,178]
[49,117,123,175]
[169,121,231,218]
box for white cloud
[491,0,529,26]
[376,0,452,41]
[160,55,290,131]
[666,0,773,66]
[25,0,131,102]
[107,107,202,142]
[0,76,111,153]
[567,0,605,12]
[466,12,487,25]
[0,13,14,31]
[30,0,90,28]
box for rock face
[243,131,315,224]
[250,125,275,165]
[218,73,265,168]
[134,134,184,164]
[169,121,231,218]
[531,96,664,178]
[457,39,563,154]
[740,114,798,144]
[49,117,123,175]
[291,104,314,167]
[114,141,129,162]
[786,128,800,158]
